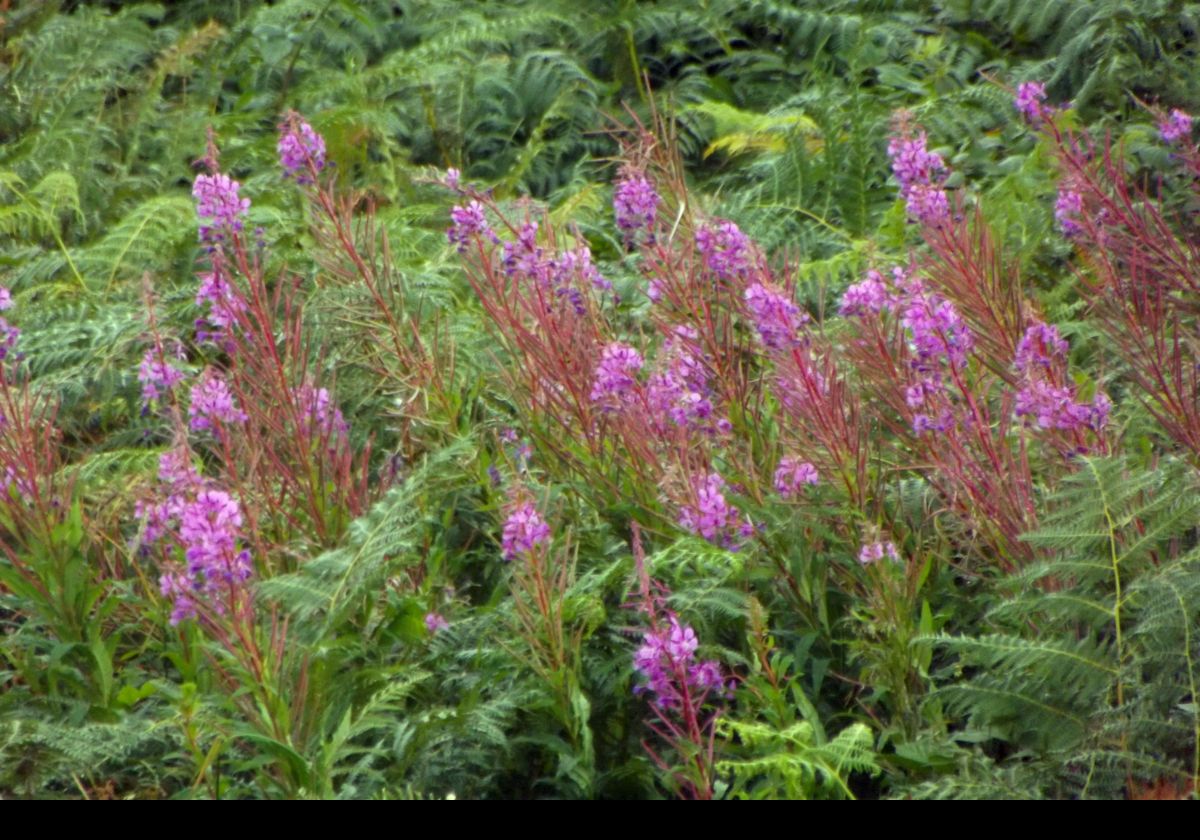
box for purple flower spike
[447,201,498,252]
[501,501,551,561]
[591,342,644,405]
[192,173,250,243]
[745,283,806,350]
[1159,109,1193,145]
[188,370,247,432]
[633,614,728,708]
[613,172,659,241]
[887,129,951,226]
[278,117,327,180]
[839,270,891,317]
[773,457,818,498]
[1014,81,1048,126]
[859,541,900,567]
[138,348,186,408]
[1055,187,1084,237]
[696,220,753,281]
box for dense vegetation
[2,0,1199,799]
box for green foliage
[718,717,878,799]
[922,457,1200,798]
[2,0,1198,801]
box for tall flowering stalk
[0,290,79,607]
[1024,99,1200,459]
[293,116,449,457]
[181,131,373,565]
[840,266,1042,567]
[502,495,595,789]
[630,525,728,799]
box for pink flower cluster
[1055,186,1084,238]
[887,129,950,226]
[500,223,610,311]
[1013,321,1110,433]
[773,456,818,498]
[0,287,18,362]
[590,341,644,406]
[744,283,806,350]
[501,500,551,561]
[646,326,724,434]
[138,347,187,407]
[555,245,612,295]
[613,171,659,241]
[160,489,253,624]
[447,201,497,252]
[696,220,753,281]
[193,173,250,244]
[1159,109,1193,145]
[677,472,751,548]
[1014,81,1049,126]
[838,270,890,317]
[277,117,327,181]
[841,267,974,435]
[188,369,248,432]
[858,540,900,567]
[633,615,727,709]
[138,447,252,625]
[195,271,246,347]
[295,383,349,442]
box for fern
[717,718,878,799]
[925,456,1200,798]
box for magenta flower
[554,245,612,294]
[1015,321,1069,375]
[645,326,726,434]
[858,541,900,566]
[501,500,551,561]
[745,283,806,350]
[887,129,950,226]
[0,316,19,362]
[888,131,945,192]
[1014,81,1048,126]
[677,472,745,547]
[502,222,551,283]
[905,182,950,226]
[773,457,818,498]
[158,445,201,489]
[613,172,659,239]
[277,117,327,180]
[180,490,251,579]
[447,201,497,252]
[590,341,644,405]
[696,220,753,281]
[0,287,11,311]
[138,348,186,407]
[295,383,348,441]
[425,612,450,634]
[159,571,198,625]
[633,614,727,708]
[1159,109,1193,144]
[839,270,890,317]
[188,370,247,432]
[901,289,973,369]
[195,271,246,345]
[1055,187,1084,237]
[1015,380,1110,432]
[192,173,250,243]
